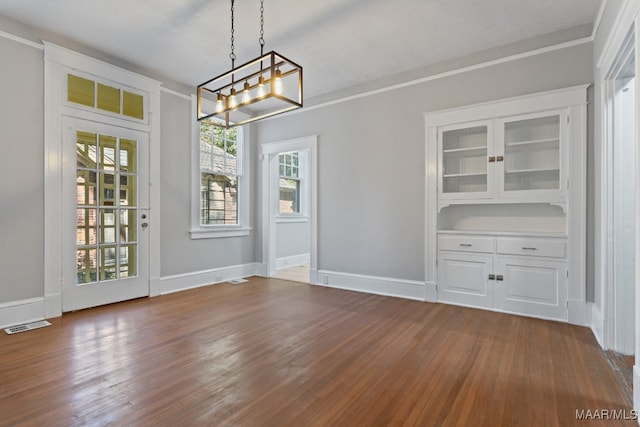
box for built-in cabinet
[425,86,587,324]
[439,110,568,204]
[437,233,568,320]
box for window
[67,73,145,120]
[279,151,301,215]
[190,96,250,239]
[200,124,238,225]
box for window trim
[190,95,250,239]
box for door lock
[141,222,149,228]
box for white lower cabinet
[437,234,568,321]
[437,252,494,309]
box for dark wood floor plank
[0,277,635,426]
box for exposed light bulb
[274,68,283,95]
[228,87,238,109]
[242,81,251,104]
[257,75,266,99]
[215,93,224,113]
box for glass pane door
[502,114,561,192]
[440,124,489,197]
[63,117,149,312]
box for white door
[437,252,494,308]
[62,117,149,311]
[496,257,567,321]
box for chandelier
[197,0,303,128]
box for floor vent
[228,278,248,285]
[4,320,52,335]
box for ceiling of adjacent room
[0,0,601,101]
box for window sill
[276,216,309,224]
[190,226,252,239]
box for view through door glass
[76,131,139,284]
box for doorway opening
[260,136,318,284]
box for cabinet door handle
[522,247,537,251]
[496,275,504,281]
[459,243,472,247]
[488,274,496,280]
[496,155,504,162]
[488,156,496,162]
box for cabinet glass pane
[442,126,488,194]
[504,116,560,191]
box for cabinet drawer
[496,237,566,258]
[438,235,494,253]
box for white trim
[424,85,588,127]
[591,0,608,41]
[189,95,251,238]
[160,86,190,100]
[260,136,318,280]
[189,226,252,239]
[44,43,161,315]
[276,215,309,223]
[0,298,45,329]
[0,29,43,50]
[595,0,640,68]
[276,253,310,270]
[156,263,257,295]
[634,365,640,414]
[567,299,589,326]
[591,302,605,348]
[260,38,592,121]
[316,270,427,301]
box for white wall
[255,42,594,287]
[0,36,44,304]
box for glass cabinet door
[439,122,491,199]
[498,111,565,197]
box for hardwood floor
[0,277,635,426]
[274,264,310,283]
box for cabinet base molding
[437,299,567,323]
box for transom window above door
[67,73,146,121]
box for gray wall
[160,91,256,276]
[276,221,310,259]
[256,42,594,284]
[0,37,44,304]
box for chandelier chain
[259,0,265,55]
[230,0,236,66]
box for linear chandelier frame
[197,50,303,128]
[196,0,303,129]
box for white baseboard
[0,298,45,329]
[276,253,310,270]
[316,270,426,301]
[155,263,257,295]
[567,299,589,326]
[590,303,605,348]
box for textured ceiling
[0,0,601,100]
